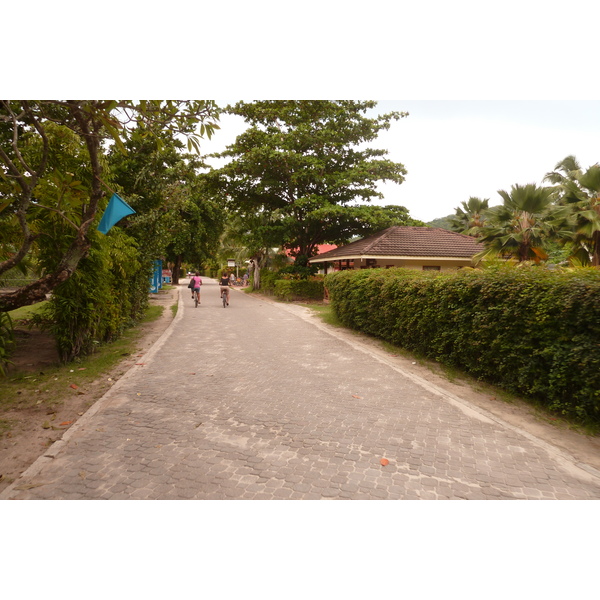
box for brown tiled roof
[310,226,482,261]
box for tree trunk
[172,255,183,285]
[592,230,600,267]
[0,236,92,312]
[252,256,262,289]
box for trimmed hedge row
[325,266,600,422]
[274,279,325,301]
[256,272,325,301]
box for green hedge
[260,271,280,293]
[273,279,325,301]
[325,266,600,422]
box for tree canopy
[0,100,220,311]
[449,155,600,266]
[211,101,410,264]
[544,155,600,266]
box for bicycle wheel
[194,293,198,308]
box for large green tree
[0,100,219,312]
[544,155,600,266]
[108,128,225,284]
[211,100,408,285]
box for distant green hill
[426,215,454,230]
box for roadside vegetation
[0,301,166,439]
[325,265,600,427]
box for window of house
[423,266,441,271]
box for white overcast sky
[10,2,600,226]
[200,100,600,224]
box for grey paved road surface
[3,278,600,500]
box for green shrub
[259,270,280,293]
[274,280,293,301]
[274,278,324,301]
[325,266,600,423]
[277,264,319,279]
[35,229,148,363]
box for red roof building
[309,226,482,272]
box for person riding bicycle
[219,271,231,306]
[190,272,202,303]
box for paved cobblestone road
[3,279,600,500]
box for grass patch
[8,300,48,323]
[141,305,164,323]
[170,303,178,318]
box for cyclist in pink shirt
[190,272,202,303]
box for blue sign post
[150,259,162,293]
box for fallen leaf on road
[59,421,73,426]
[380,458,390,466]
[135,363,145,366]
[352,394,362,399]
[78,367,86,371]
[69,383,79,390]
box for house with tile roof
[308,226,482,272]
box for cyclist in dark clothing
[219,272,231,305]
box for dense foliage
[211,100,410,287]
[35,229,145,362]
[450,156,600,267]
[325,266,600,423]
[1,100,221,370]
[0,100,219,312]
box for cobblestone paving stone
[3,279,600,500]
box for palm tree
[544,155,600,266]
[449,197,490,236]
[476,183,562,262]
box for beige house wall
[359,258,472,271]
[316,256,475,273]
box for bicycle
[193,288,200,308]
